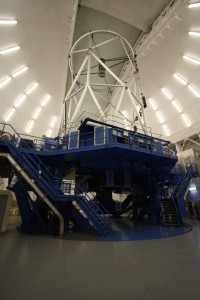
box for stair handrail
[171,195,182,224]
[83,191,111,222]
[175,165,194,199]
[170,164,196,222]
[72,180,110,226]
[75,180,111,215]
[9,146,63,200]
[0,122,64,202]
[170,174,184,199]
[0,122,55,177]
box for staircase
[8,143,66,202]
[0,122,110,236]
[161,198,181,226]
[160,165,197,225]
[160,174,182,199]
[159,174,182,226]
[76,196,110,236]
[173,165,195,200]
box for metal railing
[1,120,177,159]
[33,127,176,158]
[0,122,65,199]
[59,111,159,137]
[61,179,110,219]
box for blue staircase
[173,165,196,218]
[160,198,181,226]
[0,122,110,236]
[76,196,110,236]
[160,165,197,224]
[173,165,195,200]
[8,143,66,202]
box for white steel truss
[60,30,148,134]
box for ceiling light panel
[26,120,34,134]
[163,124,170,136]
[183,55,200,64]
[12,66,28,78]
[162,88,173,100]
[46,128,52,137]
[50,116,57,128]
[0,45,20,55]
[0,76,11,88]
[155,111,165,123]
[181,113,191,127]
[26,82,38,95]
[188,84,200,97]
[149,98,157,111]
[173,73,188,85]
[188,31,200,36]
[40,94,51,107]
[0,19,17,25]
[4,107,15,122]
[172,100,183,113]
[188,2,200,8]
[14,95,27,108]
[32,107,42,120]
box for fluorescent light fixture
[181,113,191,127]
[188,84,200,97]
[162,88,173,100]
[40,94,51,107]
[173,73,187,85]
[0,19,17,25]
[188,2,200,8]
[149,98,157,111]
[4,107,15,122]
[189,186,196,191]
[172,100,182,113]
[183,55,200,64]
[0,45,20,55]
[14,94,27,108]
[32,107,42,120]
[0,76,11,88]
[26,120,34,134]
[86,120,98,126]
[12,66,28,77]
[189,31,200,36]
[156,111,165,123]
[46,128,52,137]
[50,116,57,128]
[26,82,38,95]
[163,124,170,136]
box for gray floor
[0,217,200,300]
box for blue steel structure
[0,119,195,236]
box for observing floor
[0,217,200,300]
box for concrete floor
[0,217,200,300]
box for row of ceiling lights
[188,2,200,8]
[0,18,57,137]
[149,64,197,136]
[149,61,199,136]
[148,2,200,137]
[1,2,200,137]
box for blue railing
[1,119,177,160]
[0,122,111,235]
[60,179,110,226]
[0,122,67,200]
